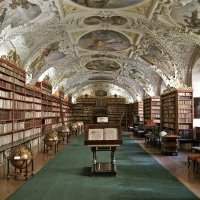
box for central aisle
[9,136,198,200]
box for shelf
[0,59,72,149]
[161,88,193,136]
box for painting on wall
[85,60,120,71]
[71,0,144,8]
[84,16,127,26]
[79,30,131,51]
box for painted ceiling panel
[70,0,145,9]
[0,0,199,101]
[78,30,131,52]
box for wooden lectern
[85,124,122,176]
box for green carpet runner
[8,136,198,200]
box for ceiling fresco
[88,76,114,81]
[171,0,200,34]
[71,0,145,9]
[0,1,41,28]
[0,0,200,101]
[84,16,128,26]
[85,59,120,71]
[91,54,118,59]
[78,30,131,51]
[28,42,65,77]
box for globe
[10,145,33,169]
[44,131,59,147]
[58,126,70,140]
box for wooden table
[85,144,121,176]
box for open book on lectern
[88,128,118,141]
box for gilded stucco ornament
[0,0,199,100]
[1,49,23,67]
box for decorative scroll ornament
[1,49,23,68]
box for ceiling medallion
[71,0,144,9]
[79,30,131,51]
[85,60,120,71]
[84,16,128,26]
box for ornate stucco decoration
[0,0,199,101]
[1,49,23,67]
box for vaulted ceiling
[0,0,200,101]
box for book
[88,128,118,141]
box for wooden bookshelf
[72,103,94,124]
[0,58,71,151]
[0,58,26,148]
[76,96,96,104]
[35,80,52,95]
[143,96,160,124]
[161,88,193,137]
[107,104,129,128]
[132,101,144,124]
[72,96,130,128]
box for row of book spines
[162,108,192,114]
[0,81,67,104]
[0,113,64,121]
[0,64,25,80]
[162,100,192,105]
[1,88,64,103]
[163,119,192,123]
[0,128,41,147]
[0,101,66,110]
[0,73,24,87]
[0,59,25,74]
[0,100,42,109]
[162,112,192,117]
[0,118,66,135]
[163,124,192,129]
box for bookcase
[76,96,96,104]
[0,58,26,148]
[161,88,193,137]
[132,101,144,124]
[107,104,129,128]
[143,96,160,124]
[72,103,94,124]
[72,96,130,128]
[0,58,71,152]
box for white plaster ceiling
[0,0,200,100]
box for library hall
[0,0,200,199]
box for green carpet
[8,136,198,200]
